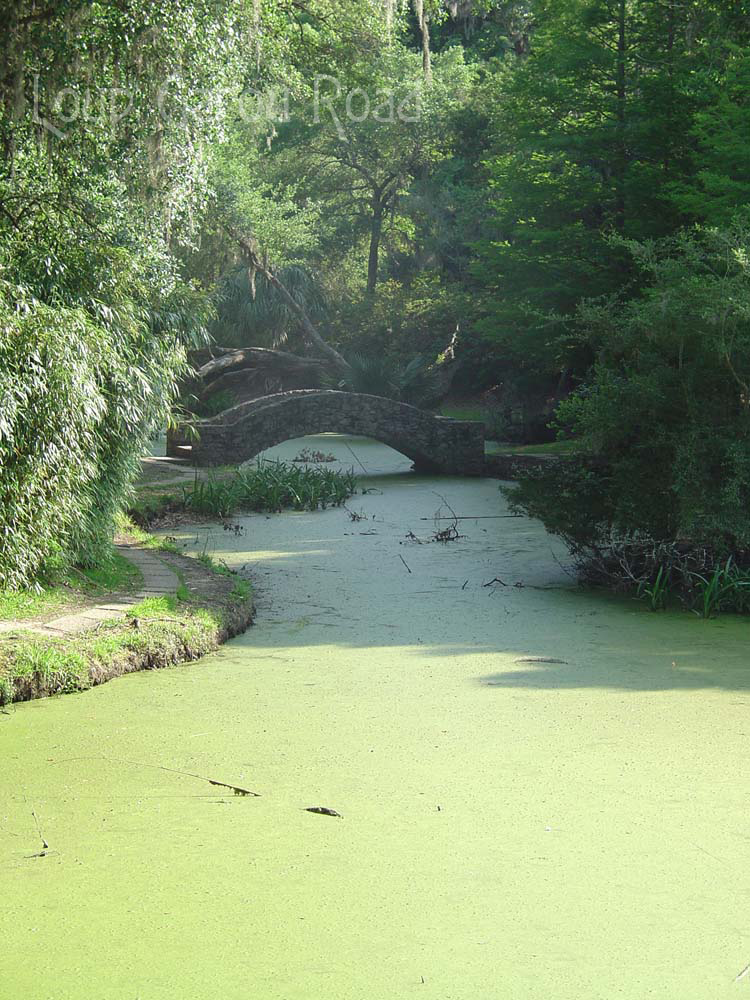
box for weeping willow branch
[413,0,432,81]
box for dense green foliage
[328,353,442,407]
[0,280,189,587]
[3,0,750,601]
[0,0,236,585]
[505,225,750,603]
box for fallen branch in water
[419,514,523,521]
[432,523,461,543]
[305,806,342,818]
[51,755,261,797]
[343,505,368,522]
[345,443,368,474]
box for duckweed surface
[2,436,749,1000]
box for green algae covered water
[2,436,750,1000]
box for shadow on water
[172,433,750,695]
[477,652,750,693]
[224,577,750,694]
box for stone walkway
[0,545,180,638]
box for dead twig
[399,554,412,574]
[431,492,464,543]
[32,810,49,850]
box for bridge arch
[168,390,485,476]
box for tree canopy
[2,0,750,590]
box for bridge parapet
[168,390,485,476]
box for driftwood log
[185,347,326,407]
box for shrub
[195,389,237,417]
[0,280,189,588]
[505,222,750,609]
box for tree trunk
[614,0,627,231]
[230,230,351,375]
[190,347,325,403]
[384,0,394,36]
[664,0,675,176]
[367,199,384,295]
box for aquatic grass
[181,460,357,517]
[636,565,671,611]
[633,554,750,617]
[689,558,750,618]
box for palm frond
[212,265,327,349]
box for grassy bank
[0,550,253,706]
[0,551,142,624]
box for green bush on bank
[505,222,750,613]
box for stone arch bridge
[167,390,485,475]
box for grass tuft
[181,460,357,518]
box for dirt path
[0,545,180,638]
